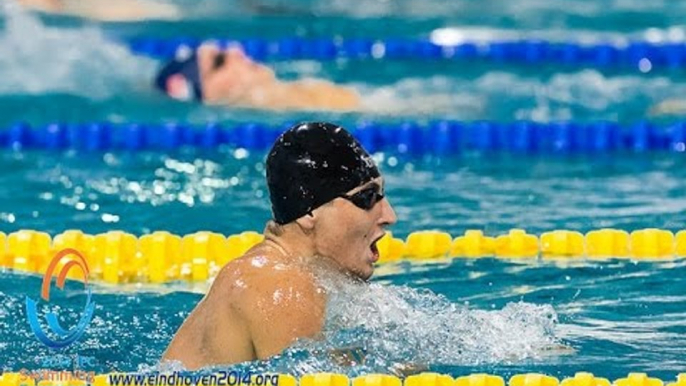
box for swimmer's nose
[379,198,397,227]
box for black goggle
[340,183,385,210]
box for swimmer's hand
[649,99,686,116]
[329,347,367,366]
[329,348,427,376]
[494,343,576,363]
[538,343,577,357]
[387,362,429,377]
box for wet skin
[162,177,397,369]
[196,45,361,111]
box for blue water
[2,0,686,381]
[3,3,686,126]
[1,150,686,379]
[1,257,685,380]
[2,151,686,236]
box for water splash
[0,2,156,99]
[143,271,561,377]
[236,276,562,377]
[358,77,484,118]
[358,70,680,121]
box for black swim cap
[266,122,380,225]
[154,48,203,101]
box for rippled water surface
[3,1,686,125]
[1,150,686,236]
[1,257,685,379]
[1,150,686,377]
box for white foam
[0,2,156,99]
[321,278,560,366]
[358,76,484,118]
[255,275,563,375]
[357,70,680,121]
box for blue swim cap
[154,48,203,101]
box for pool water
[3,2,686,127]
[1,0,686,380]
[1,150,685,379]
[2,151,686,236]
[2,252,685,379]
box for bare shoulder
[219,249,325,316]
[216,247,327,359]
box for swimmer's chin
[344,267,374,283]
[358,262,377,282]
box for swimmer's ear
[294,211,316,232]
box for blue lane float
[3,121,686,154]
[126,36,686,70]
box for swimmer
[162,122,397,369]
[16,0,179,21]
[154,45,361,112]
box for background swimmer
[162,122,397,369]
[16,0,179,21]
[154,45,361,112]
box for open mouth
[370,233,385,262]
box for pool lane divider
[0,371,684,386]
[1,228,685,285]
[126,36,686,71]
[4,121,686,154]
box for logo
[25,248,96,349]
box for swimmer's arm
[162,297,211,369]
[293,80,361,111]
[162,270,254,369]
[22,0,179,21]
[17,0,62,12]
[239,271,325,359]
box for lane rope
[1,228,685,284]
[4,121,686,154]
[0,370,683,386]
[125,36,686,72]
